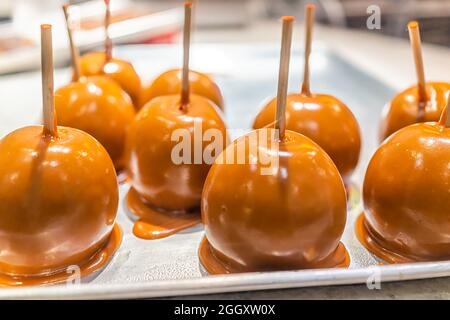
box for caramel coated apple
[55,76,135,170]
[77,51,142,107]
[379,81,450,141]
[0,126,118,276]
[253,94,361,183]
[126,94,227,211]
[139,69,224,110]
[200,129,349,273]
[359,114,450,262]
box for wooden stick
[301,4,315,96]
[274,16,294,141]
[104,0,112,61]
[181,2,192,107]
[41,24,57,137]
[408,21,428,108]
[63,4,81,81]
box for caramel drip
[354,213,415,264]
[127,188,201,240]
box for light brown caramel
[253,93,361,183]
[139,69,224,110]
[379,81,450,142]
[200,129,349,273]
[55,76,135,171]
[125,94,227,238]
[0,126,120,284]
[199,237,349,275]
[355,214,413,264]
[360,117,450,262]
[0,224,121,287]
[77,51,142,108]
[127,188,201,240]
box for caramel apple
[0,25,120,286]
[138,2,224,110]
[199,16,349,274]
[55,76,135,171]
[72,1,142,108]
[356,97,450,263]
[78,52,141,107]
[125,2,228,240]
[252,5,361,184]
[139,69,224,110]
[57,6,135,172]
[379,21,450,142]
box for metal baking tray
[1,43,450,299]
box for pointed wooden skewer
[63,4,81,81]
[41,24,57,137]
[275,16,294,141]
[104,0,113,62]
[408,21,428,116]
[301,4,315,96]
[180,1,192,108]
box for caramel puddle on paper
[198,236,350,275]
[126,187,201,240]
[0,224,122,287]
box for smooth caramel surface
[139,69,224,110]
[78,52,142,108]
[379,81,450,142]
[253,93,361,183]
[55,76,135,170]
[126,93,228,212]
[0,126,119,278]
[200,129,349,272]
[362,120,450,261]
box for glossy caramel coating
[253,93,361,183]
[0,126,118,276]
[55,76,135,170]
[78,52,142,107]
[362,119,450,261]
[126,94,227,211]
[139,69,224,110]
[201,129,348,272]
[379,81,450,142]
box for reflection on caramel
[379,82,449,142]
[346,182,361,210]
[139,69,224,110]
[127,188,201,240]
[117,169,129,185]
[200,130,350,273]
[77,52,142,108]
[355,214,412,264]
[253,93,361,183]
[199,237,350,275]
[359,118,450,262]
[0,224,121,287]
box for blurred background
[0,0,448,74]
